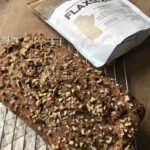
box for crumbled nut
[128,134,132,138]
[124,145,131,150]
[124,128,128,133]
[117,102,123,105]
[65,92,71,97]
[36,100,42,107]
[85,119,88,122]
[95,70,102,75]
[59,105,64,110]
[111,111,116,116]
[69,141,74,146]
[120,124,124,129]
[120,119,126,123]
[71,89,75,93]
[86,68,91,72]
[112,97,117,101]
[54,106,59,111]
[58,98,63,103]
[120,132,125,138]
[10,100,16,105]
[78,104,83,109]
[66,84,72,88]
[90,118,95,122]
[61,138,66,143]
[90,97,95,103]
[86,103,94,112]
[104,88,109,95]
[38,126,42,131]
[47,129,53,136]
[130,128,134,132]
[0,66,7,72]
[51,144,59,149]
[105,137,112,144]
[91,146,97,150]
[72,126,77,131]
[63,110,68,116]
[42,99,47,104]
[81,128,85,135]
[125,122,132,127]
[25,43,34,49]
[32,79,39,84]
[14,105,19,112]
[76,85,81,90]
[97,79,102,84]
[98,138,104,143]
[127,117,132,121]
[100,89,104,93]
[16,80,22,88]
[125,95,130,102]
[96,107,103,113]
[87,129,91,134]
[51,112,57,118]
[26,66,36,77]
[35,109,41,115]
[79,142,84,148]
[20,48,28,56]
[75,143,78,148]
[129,103,134,108]
[116,84,119,87]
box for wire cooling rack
[0,36,136,150]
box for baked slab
[0,34,145,150]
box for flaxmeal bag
[29,0,150,67]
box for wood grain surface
[0,0,150,150]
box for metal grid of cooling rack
[0,36,136,150]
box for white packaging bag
[30,0,150,67]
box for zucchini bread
[0,33,145,150]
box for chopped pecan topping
[0,33,145,150]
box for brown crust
[0,33,145,150]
